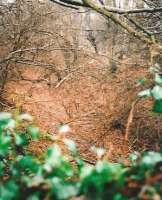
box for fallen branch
[125,99,139,141]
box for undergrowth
[0,111,162,200]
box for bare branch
[49,0,155,44]
[49,0,87,9]
[82,0,154,45]
[49,0,162,14]
[103,6,162,14]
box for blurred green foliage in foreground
[0,112,161,200]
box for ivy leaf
[0,112,12,121]
[5,119,16,129]
[24,175,44,188]
[155,74,162,84]
[0,161,5,177]
[27,125,39,140]
[136,77,147,86]
[91,146,105,159]
[64,139,77,154]
[0,134,11,157]
[0,113,12,130]
[129,152,139,164]
[44,145,62,172]
[27,193,40,200]
[149,64,160,74]
[138,89,151,97]
[0,180,19,200]
[58,124,71,134]
[152,100,162,114]
[18,155,38,172]
[141,152,162,168]
[151,85,162,100]
[50,178,78,199]
[18,114,33,121]
[15,134,28,146]
[80,165,93,179]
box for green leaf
[138,89,151,97]
[152,100,162,113]
[15,134,28,146]
[18,114,33,121]
[27,125,39,140]
[58,124,71,134]
[0,161,5,177]
[91,146,105,159]
[5,119,16,129]
[141,152,162,168]
[0,113,12,121]
[149,65,160,74]
[151,85,162,100]
[80,165,94,179]
[0,113,13,131]
[27,193,40,200]
[64,139,77,154]
[44,145,62,172]
[113,193,127,200]
[23,175,44,187]
[0,134,11,157]
[50,178,78,199]
[136,77,147,86]
[0,180,19,200]
[155,74,162,84]
[18,155,39,173]
[129,152,139,164]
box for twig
[82,158,96,165]
[70,157,96,165]
[55,73,72,89]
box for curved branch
[49,0,162,14]
[83,0,154,45]
[49,0,87,8]
[49,0,79,9]
[49,0,155,45]
[103,6,162,14]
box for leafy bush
[138,64,162,114]
[0,112,162,200]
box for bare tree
[0,0,83,107]
[49,0,162,44]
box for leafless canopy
[49,0,162,45]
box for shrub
[138,64,162,114]
[0,112,162,200]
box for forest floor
[3,53,162,162]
